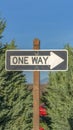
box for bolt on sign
[5,50,68,71]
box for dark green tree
[0,19,33,130]
[0,18,6,39]
[41,45,73,130]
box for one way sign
[5,50,68,71]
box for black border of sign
[5,49,68,71]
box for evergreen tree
[41,45,73,130]
[0,19,33,130]
[0,18,6,39]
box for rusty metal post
[33,39,40,130]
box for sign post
[33,39,40,130]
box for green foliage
[0,18,6,39]
[42,44,73,130]
[0,20,33,130]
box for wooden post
[33,39,40,130]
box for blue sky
[0,0,73,83]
